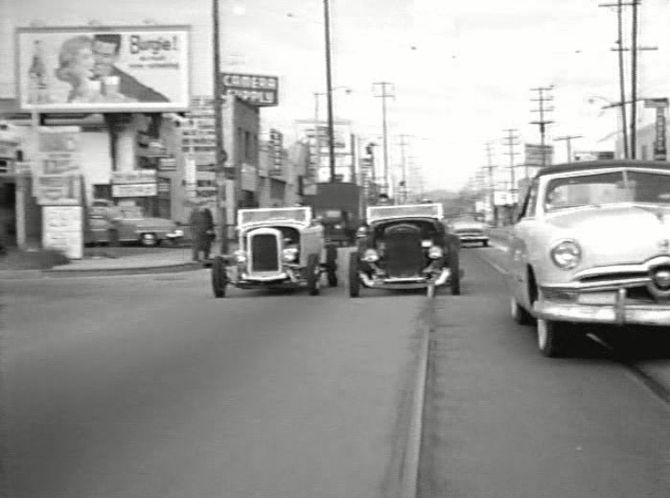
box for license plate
[577,292,616,305]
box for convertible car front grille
[250,233,279,272]
[384,224,424,277]
[577,271,648,284]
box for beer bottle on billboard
[28,40,48,104]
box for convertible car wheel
[537,318,572,357]
[211,256,227,298]
[307,254,321,296]
[510,296,533,325]
[348,252,360,298]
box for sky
[2,0,670,192]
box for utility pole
[600,0,629,158]
[484,142,497,225]
[322,0,336,181]
[398,134,410,203]
[373,81,394,196]
[502,129,520,205]
[554,135,583,163]
[212,0,228,253]
[530,85,554,167]
[602,0,656,159]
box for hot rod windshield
[367,204,443,223]
[238,207,311,226]
[544,169,670,211]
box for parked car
[448,215,490,246]
[85,203,183,247]
[349,203,461,298]
[210,206,338,298]
[507,160,670,357]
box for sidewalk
[1,244,215,279]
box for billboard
[16,25,190,113]
[221,73,278,106]
[524,144,553,167]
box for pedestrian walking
[189,206,214,261]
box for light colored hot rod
[210,207,337,297]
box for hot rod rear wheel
[537,318,572,357]
[307,254,321,296]
[348,252,360,298]
[211,256,227,298]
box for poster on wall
[16,25,190,112]
[42,205,83,259]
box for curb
[41,261,205,278]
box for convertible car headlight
[550,240,581,270]
[363,248,379,263]
[428,246,443,259]
[282,247,299,262]
[234,250,247,263]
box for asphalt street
[2,245,670,498]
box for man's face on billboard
[92,40,118,77]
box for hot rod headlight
[234,250,247,263]
[282,247,299,262]
[428,246,443,259]
[363,248,379,263]
[550,240,581,269]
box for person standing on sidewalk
[189,206,214,261]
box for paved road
[3,266,426,498]
[418,243,670,497]
[3,246,670,498]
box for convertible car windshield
[238,207,311,226]
[544,170,670,211]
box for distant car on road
[448,215,489,247]
[210,206,338,298]
[349,203,461,298]
[507,160,670,357]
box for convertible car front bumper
[359,268,451,289]
[535,288,670,327]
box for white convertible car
[507,160,670,357]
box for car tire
[510,296,533,325]
[348,251,360,298]
[211,256,227,298]
[537,318,572,357]
[482,240,489,247]
[448,242,461,295]
[140,233,158,247]
[307,254,320,296]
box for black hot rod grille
[250,233,279,272]
[384,224,424,277]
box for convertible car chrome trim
[359,268,451,289]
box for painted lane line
[477,251,509,276]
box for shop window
[93,184,112,200]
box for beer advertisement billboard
[16,25,190,113]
